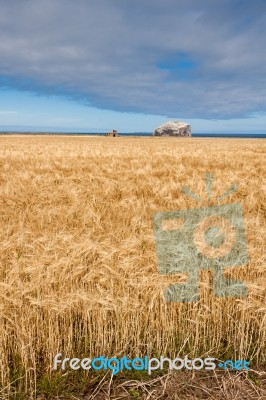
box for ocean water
[1,131,265,138]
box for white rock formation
[153,121,192,137]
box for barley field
[0,135,265,398]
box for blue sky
[0,0,265,133]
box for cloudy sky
[0,0,265,133]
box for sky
[0,0,265,134]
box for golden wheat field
[0,135,265,398]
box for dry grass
[85,369,266,399]
[0,135,265,398]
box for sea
[1,131,265,138]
